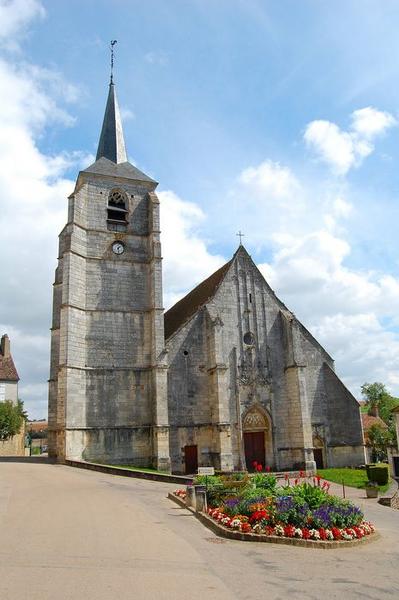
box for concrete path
[1,460,399,600]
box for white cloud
[351,106,397,138]
[239,160,300,200]
[257,225,399,395]
[0,0,45,49]
[304,106,397,175]
[159,190,225,308]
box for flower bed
[173,471,377,544]
[206,507,375,541]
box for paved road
[1,460,399,600]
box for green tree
[367,423,395,462]
[361,382,387,415]
[361,382,399,424]
[0,400,26,441]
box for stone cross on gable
[236,231,245,245]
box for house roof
[0,355,19,382]
[27,421,48,433]
[164,259,232,340]
[361,414,388,431]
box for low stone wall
[65,459,192,485]
[168,493,379,549]
[0,429,25,457]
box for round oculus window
[243,331,255,345]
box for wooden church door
[184,445,198,474]
[244,431,265,470]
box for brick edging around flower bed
[168,493,380,549]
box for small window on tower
[107,189,128,232]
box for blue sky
[1,0,399,418]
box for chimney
[1,334,10,357]
[368,404,379,418]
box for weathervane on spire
[110,40,117,84]
[236,231,245,245]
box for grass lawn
[110,465,171,475]
[317,468,391,493]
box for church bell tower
[48,71,170,470]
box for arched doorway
[242,405,273,471]
[313,435,325,469]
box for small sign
[198,466,215,476]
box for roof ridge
[164,259,232,340]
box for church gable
[164,260,232,341]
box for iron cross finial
[236,231,245,245]
[110,40,117,84]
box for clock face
[112,241,125,255]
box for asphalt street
[1,460,398,600]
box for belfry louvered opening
[107,189,128,231]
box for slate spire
[96,82,127,164]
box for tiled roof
[164,260,232,340]
[0,355,19,382]
[361,414,388,431]
[83,157,156,183]
[27,421,48,433]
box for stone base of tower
[48,429,66,463]
[63,427,171,469]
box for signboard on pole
[197,466,215,476]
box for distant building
[0,334,24,456]
[27,421,48,453]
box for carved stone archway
[313,434,326,469]
[242,405,274,471]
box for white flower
[294,528,303,538]
[325,529,334,540]
[309,529,320,539]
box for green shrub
[250,473,277,493]
[286,482,329,509]
[365,463,376,479]
[367,464,389,485]
[193,474,222,488]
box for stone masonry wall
[48,165,170,466]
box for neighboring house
[0,334,24,456]
[48,77,366,473]
[391,406,399,477]
[27,421,48,453]
[361,413,388,463]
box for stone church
[48,79,366,473]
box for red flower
[249,510,269,523]
[331,527,342,540]
[265,526,275,536]
[301,528,310,539]
[318,528,327,540]
[299,470,305,478]
[241,523,252,533]
[256,464,263,472]
[284,525,296,538]
[265,466,271,472]
[252,460,258,468]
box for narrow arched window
[107,189,128,232]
